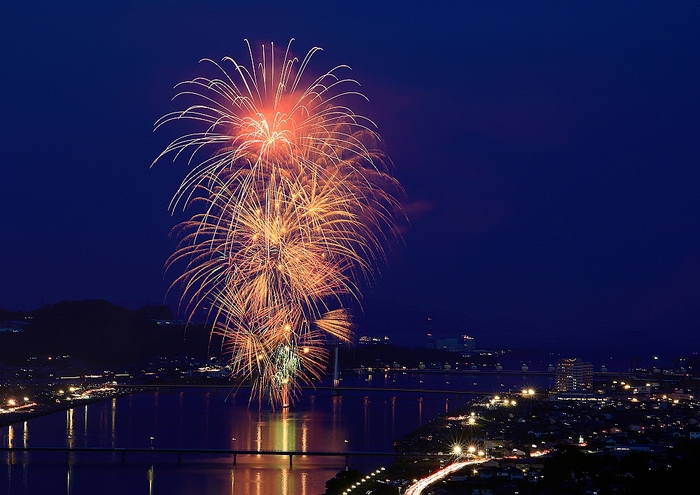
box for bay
[1,372,551,495]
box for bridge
[112,383,492,397]
[1,446,453,467]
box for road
[403,458,488,495]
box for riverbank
[0,386,141,427]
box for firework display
[155,40,403,406]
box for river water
[1,373,552,495]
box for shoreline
[0,387,142,428]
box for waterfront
[1,373,552,494]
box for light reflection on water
[66,464,73,495]
[66,409,74,449]
[1,373,551,494]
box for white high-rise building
[555,358,593,392]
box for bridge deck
[112,383,491,395]
[1,447,432,456]
[0,447,452,467]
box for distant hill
[2,297,685,370]
[0,300,215,366]
[352,299,696,368]
[352,298,543,350]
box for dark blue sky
[1,2,699,358]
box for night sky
[2,2,699,360]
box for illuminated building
[555,358,593,392]
[462,335,475,351]
[358,335,389,345]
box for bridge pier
[345,455,350,469]
[232,453,237,465]
[289,454,293,467]
[122,452,126,465]
[178,452,183,465]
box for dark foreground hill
[0,300,215,366]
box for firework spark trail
[155,40,404,406]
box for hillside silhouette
[0,300,215,366]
